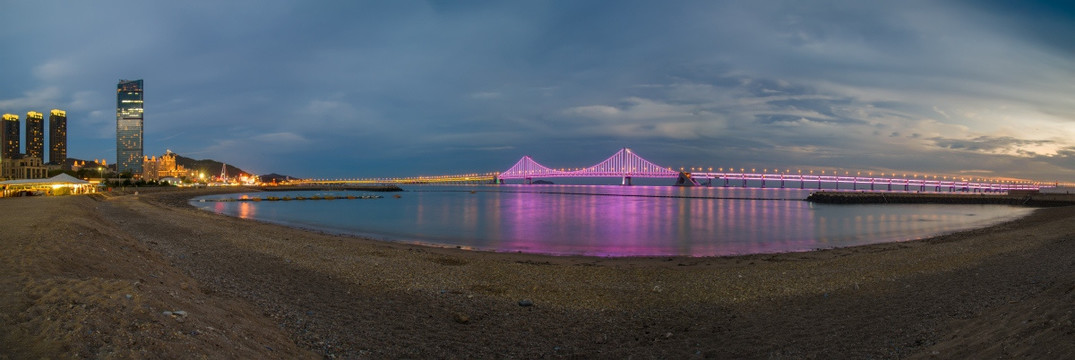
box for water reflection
[238,202,255,219]
[190,186,1033,257]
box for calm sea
[190,185,1033,257]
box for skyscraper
[26,111,44,160]
[117,79,144,174]
[2,114,20,159]
[49,109,67,164]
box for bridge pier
[622,176,632,186]
[675,172,699,186]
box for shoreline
[3,187,1075,358]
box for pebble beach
[2,187,1074,358]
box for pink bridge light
[498,148,678,180]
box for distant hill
[64,157,90,169]
[174,154,250,178]
[65,157,107,168]
[66,154,299,181]
[258,173,302,183]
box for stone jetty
[257,184,403,192]
[806,191,1075,207]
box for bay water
[190,185,1033,257]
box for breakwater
[806,191,1075,207]
[257,185,403,192]
[198,194,385,202]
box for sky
[2,1,1075,181]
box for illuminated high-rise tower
[2,114,20,159]
[49,109,67,164]
[117,79,144,174]
[26,111,44,160]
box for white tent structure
[0,173,96,197]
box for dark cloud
[0,1,1073,180]
[931,136,1055,154]
[963,0,1075,56]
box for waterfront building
[1,155,47,180]
[116,79,144,175]
[142,150,194,181]
[49,109,67,164]
[1,114,19,159]
[26,111,44,160]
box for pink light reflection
[497,187,821,257]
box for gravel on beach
[1,187,1074,358]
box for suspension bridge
[302,148,1045,192]
[498,148,679,185]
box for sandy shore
[2,187,1074,358]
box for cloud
[930,135,1057,157]
[563,105,621,118]
[297,99,383,131]
[565,97,707,122]
[559,97,725,139]
[445,145,515,151]
[32,59,76,81]
[69,91,107,112]
[0,87,63,110]
[252,132,309,146]
[932,106,950,119]
[469,91,502,100]
[204,132,308,153]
